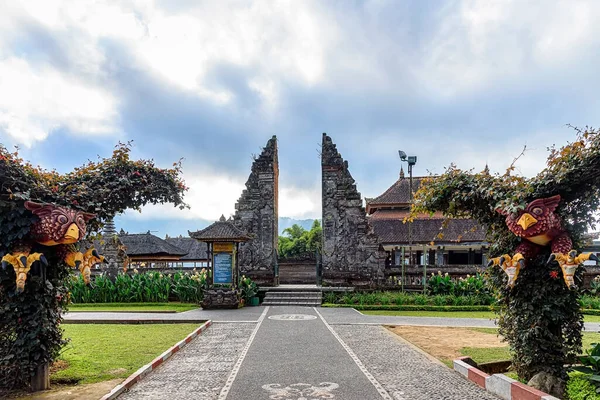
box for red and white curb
[453,356,560,400]
[100,320,213,400]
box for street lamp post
[399,150,417,291]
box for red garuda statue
[1,201,105,292]
[489,194,598,288]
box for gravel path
[334,324,500,400]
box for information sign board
[213,252,233,284]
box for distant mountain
[278,217,320,235]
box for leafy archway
[0,142,187,394]
[413,126,600,396]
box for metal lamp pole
[399,151,417,291]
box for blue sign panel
[213,252,233,284]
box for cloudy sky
[1,0,598,237]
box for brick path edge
[453,356,560,400]
[100,320,213,400]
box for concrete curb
[67,310,178,314]
[63,319,206,324]
[100,320,212,400]
[453,357,560,400]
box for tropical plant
[239,275,258,302]
[572,343,600,392]
[590,276,600,297]
[278,220,322,258]
[454,273,492,299]
[172,270,208,304]
[426,271,454,295]
[67,270,208,304]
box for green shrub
[323,291,495,307]
[567,374,600,400]
[572,343,600,395]
[67,270,208,304]
[239,275,258,302]
[581,295,600,310]
[426,271,454,295]
[589,276,600,297]
[322,304,494,312]
[322,292,338,304]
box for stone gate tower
[233,136,279,286]
[321,133,385,286]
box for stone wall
[321,133,385,286]
[233,136,279,286]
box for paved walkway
[118,306,499,400]
[64,306,600,331]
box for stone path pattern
[118,306,500,400]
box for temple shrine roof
[189,215,251,242]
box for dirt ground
[14,379,122,400]
[386,325,506,361]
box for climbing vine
[0,142,187,394]
[413,126,600,394]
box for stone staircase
[261,285,322,306]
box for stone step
[264,293,322,297]
[262,300,322,306]
[264,292,322,298]
[263,296,322,301]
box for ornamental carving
[262,382,339,399]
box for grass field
[53,323,202,384]
[390,325,600,383]
[460,330,600,364]
[362,309,600,322]
[362,310,496,319]
[67,302,199,312]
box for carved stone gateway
[321,133,385,286]
[233,136,279,286]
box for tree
[0,142,187,394]
[278,220,322,259]
[413,126,600,396]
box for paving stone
[333,324,500,400]
[119,323,255,400]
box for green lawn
[67,302,199,312]
[362,310,496,319]
[459,330,600,365]
[361,309,600,322]
[53,323,202,384]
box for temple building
[165,236,209,268]
[96,230,209,269]
[366,168,488,268]
[118,231,189,268]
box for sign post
[189,216,250,309]
[213,242,234,285]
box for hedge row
[322,303,600,315]
[321,303,495,312]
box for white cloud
[121,166,321,222]
[279,185,321,219]
[418,0,600,97]
[0,0,339,143]
[124,171,245,222]
[0,57,118,146]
